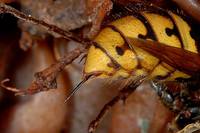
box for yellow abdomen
[84,11,197,81]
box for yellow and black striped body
[84,11,198,81]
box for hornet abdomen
[84,11,198,80]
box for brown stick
[0,3,93,95]
[88,76,146,133]
[0,3,92,46]
[34,46,86,90]
[1,45,86,95]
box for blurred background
[0,0,197,133]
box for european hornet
[1,1,200,133]
[83,3,200,132]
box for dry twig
[0,3,92,45]
[1,45,86,95]
[88,76,146,133]
[0,3,92,95]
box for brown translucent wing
[127,37,200,75]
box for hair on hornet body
[1,1,200,133]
